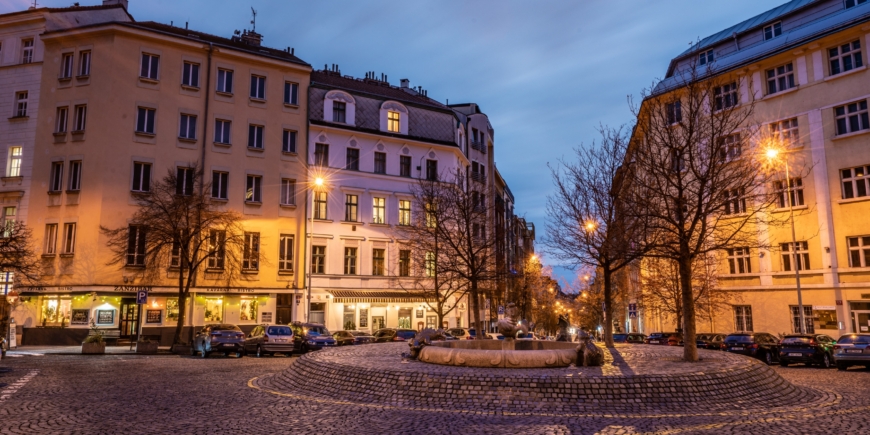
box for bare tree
[100,164,246,346]
[544,126,654,347]
[0,222,41,348]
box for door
[852,311,870,333]
[372,316,385,330]
[119,298,139,338]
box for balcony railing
[471,140,486,153]
[471,172,487,184]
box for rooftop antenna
[30,0,38,8]
[250,7,257,32]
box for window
[846,0,868,7]
[166,298,181,321]
[698,49,713,66]
[842,165,870,199]
[718,133,742,161]
[1,207,14,237]
[666,101,681,124]
[242,232,259,271]
[372,248,385,276]
[62,223,76,254]
[240,296,258,322]
[140,53,159,80]
[44,224,58,255]
[387,111,400,132]
[344,247,357,275]
[211,171,228,200]
[78,50,91,76]
[346,148,360,170]
[398,308,412,329]
[774,178,804,208]
[214,119,232,144]
[179,114,197,140]
[315,143,329,167]
[207,229,225,269]
[714,82,738,110]
[400,155,411,177]
[248,124,264,149]
[790,306,814,334]
[781,241,810,271]
[670,150,686,172]
[250,74,266,99]
[284,81,298,105]
[399,200,411,226]
[60,53,73,79]
[734,306,753,332]
[425,203,437,228]
[372,197,385,224]
[763,22,782,40]
[68,160,82,191]
[130,162,152,193]
[246,175,262,203]
[136,107,155,134]
[176,167,194,196]
[182,61,199,88]
[333,101,346,123]
[127,226,146,266]
[282,130,297,153]
[170,231,188,268]
[7,147,22,177]
[21,39,33,64]
[345,194,358,222]
[374,152,386,174]
[312,245,325,274]
[55,107,68,133]
[280,179,296,205]
[426,159,438,181]
[309,302,325,324]
[314,191,327,220]
[425,251,435,277]
[279,234,294,272]
[204,297,223,322]
[49,162,63,192]
[217,68,234,93]
[399,250,411,277]
[848,236,870,267]
[829,40,863,76]
[766,63,795,94]
[769,118,799,146]
[727,247,752,274]
[835,100,869,135]
[723,189,745,215]
[73,105,87,132]
[15,92,27,117]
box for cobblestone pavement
[0,350,868,434]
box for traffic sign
[628,303,637,312]
[136,289,148,305]
[497,305,505,315]
[629,311,637,319]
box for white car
[486,333,505,340]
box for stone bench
[88,329,120,344]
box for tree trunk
[469,282,482,337]
[603,268,614,347]
[679,252,698,362]
[0,297,9,349]
[172,270,186,345]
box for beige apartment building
[638,0,870,338]
[13,14,311,345]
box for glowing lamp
[6,289,19,304]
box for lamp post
[766,147,806,334]
[306,176,325,323]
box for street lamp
[306,174,327,323]
[765,146,806,334]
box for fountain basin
[418,339,577,368]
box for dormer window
[698,49,714,66]
[387,111,400,132]
[846,0,868,8]
[333,102,346,123]
[763,22,782,40]
[325,90,356,125]
[379,101,408,134]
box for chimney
[102,0,129,10]
[400,78,410,89]
[240,29,263,47]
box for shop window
[40,296,71,326]
[166,298,180,322]
[204,297,223,322]
[343,305,356,330]
[398,307,412,329]
[239,296,258,323]
[310,302,326,324]
[359,308,368,328]
[426,315,436,329]
[815,309,838,330]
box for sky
[5,0,787,281]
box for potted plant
[136,336,159,354]
[81,322,106,355]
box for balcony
[471,140,486,153]
[471,171,487,184]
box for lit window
[2,207,14,238]
[425,251,435,277]
[204,297,223,322]
[399,200,411,226]
[207,229,225,269]
[239,296,258,322]
[6,147,22,177]
[387,110,400,132]
[372,197,385,224]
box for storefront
[315,290,467,333]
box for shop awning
[327,290,431,304]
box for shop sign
[145,310,162,324]
[114,286,152,293]
[201,288,257,293]
[96,309,115,325]
[813,305,836,311]
[70,309,89,325]
[861,294,870,300]
[20,286,74,293]
[261,312,272,323]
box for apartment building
[638,0,870,338]
[13,12,311,345]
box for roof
[309,119,459,148]
[310,70,453,113]
[0,3,130,20]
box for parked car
[346,330,375,345]
[443,331,458,340]
[372,328,417,343]
[332,330,360,346]
[243,324,294,357]
[613,333,647,344]
[778,334,836,368]
[446,328,478,340]
[645,332,680,345]
[487,333,506,340]
[289,322,336,353]
[695,333,726,350]
[833,333,870,370]
[722,332,781,365]
[192,324,245,358]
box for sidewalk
[4,345,176,356]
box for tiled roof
[311,71,452,113]
[0,3,129,20]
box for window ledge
[76,74,90,80]
[241,269,259,274]
[59,253,74,258]
[245,201,262,206]
[125,265,146,269]
[283,103,299,109]
[832,128,870,141]
[7,116,29,121]
[1,176,23,182]
[312,219,333,223]
[181,85,200,91]
[210,197,228,203]
[341,221,363,225]
[763,85,800,101]
[205,268,225,273]
[58,76,72,82]
[71,130,85,135]
[41,254,56,258]
[215,91,233,97]
[135,131,156,138]
[178,137,197,143]
[277,270,295,276]
[47,191,62,195]
[138,77,159,84]
[213,142,232,147]
[837,196,870,205]
[279,203,297,209]
[772,204,808,213]
[824,65,866,82]
[249,97,266,103]
[53,131,67,138]
[840,266,870,274]
[65,189,80,194]
[131,191,152,195]
[247,146,264,152]
[282,151,298,157]
[370,223,390,228]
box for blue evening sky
[5,0,786,282]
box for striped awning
[326,290,430,304]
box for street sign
[497,305,505,315]
[628,311,637,319]
[628,303,637,312]
[136,289,148,305]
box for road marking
[0,370,38,402]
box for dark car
[332,330,356,346]
[242,324,294,357]
[290,322,336,353]
[446,328,478,340]
[372,328,417,343]
[778,334,836,368]
[645,332,680,345]
[347,330,375,345]
[191,324,245,358]
[613,333,647,344]
[695,333,726,350]
[833,333,870,370]
[722,332,781,365]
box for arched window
[324,90,356,126]
[380,101,408,135]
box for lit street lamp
[306,175,326,323]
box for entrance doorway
[850,302,870,333]
[372,316,385,330]
[119,298,139,338]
